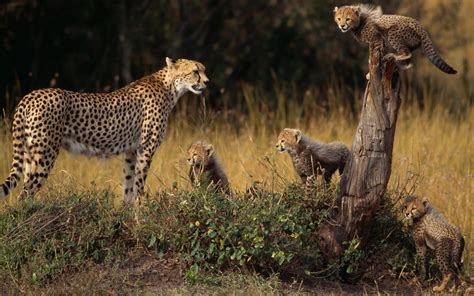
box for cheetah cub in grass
[402,195,470,293]
[276,128,349,193]
[334,4,457,74]
[187,141,231,194]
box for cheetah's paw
[382,53,396,63]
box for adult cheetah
[0,58,209,204]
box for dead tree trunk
[318,41,401,257]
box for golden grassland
[0,86,472,273]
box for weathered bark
[318,41,401,258]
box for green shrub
[0,184,416,286]
[0,190,134,283]
[138,183,334,274]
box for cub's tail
[338,144,351,175]
[0,106,26,198]
[421,31,457,74]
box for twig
[31,204,80,236]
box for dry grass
[0,85,472,274]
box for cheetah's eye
[337,17,341,21]
[193,70,199,75]
[193,153,197,156]
[346,18,350,22]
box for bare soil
[4,251,466,295]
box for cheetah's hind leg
[18,145,59,200]
[383,52,413,70]
[433,273,452,293]
[433,238,455,292]
[393,52,412,61]
[397,61,413,70]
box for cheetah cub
[334,4,457,74]
[187,141,231,194]
[276,128,349,192]
[402,195,469,292]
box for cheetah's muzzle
[192,85,206,93]
[339,25,350,32]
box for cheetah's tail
[337,148,349,176]
[0,106,25,198]
[421,31,457,74]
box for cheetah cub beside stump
[402,195,470,293]
[276,128,349,193]
[334,4,457,74]
[187,141,231,195]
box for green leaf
[346,265,353,274]
[148,234,157,248]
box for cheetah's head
[166,57,209,95]
[276,128,302,154]
[187,141,214,167]
[333,6,361,33]
[402,195,428,225]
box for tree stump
[318,41,401,257]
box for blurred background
[0,0,472,271]
[0,0,472,115]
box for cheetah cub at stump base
[334,4,457,74]
[402,195,469,293]
[187,141,231,195]
[276,128,349,193]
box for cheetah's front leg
[304,175,316,197]
[414,238,427,281]
[127,147,157,205]
[122,151,137,204]
[126,129,164,205]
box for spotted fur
[334,4,457,74]
[276,128,349,193]
[187,141,231,194]
[403,195,468,292]
[0,58,209,204]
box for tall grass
[0,83,472,273]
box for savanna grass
[0,83,472,281]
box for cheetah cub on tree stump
[334,4,457,74]
[187,141,231,195]
[276,128,349,194]
[402,195,470,293]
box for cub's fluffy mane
[354,4,383,19]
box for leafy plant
[0,184,419,287]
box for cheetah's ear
[206,144,215,157]
[333,6,338,13]
[166,57,176,69]
[399,202,406,211]
[294,129,302,143]
[421,196,429,206]
[355,6,361,16]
